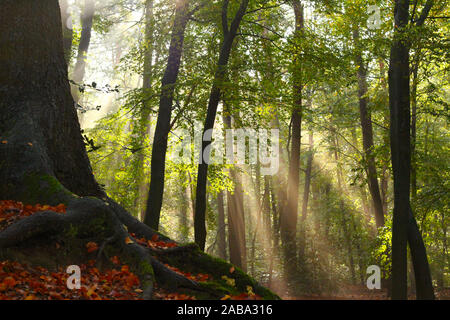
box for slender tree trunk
[194,0,249,250]
[334,134,356,283]
[298,131,313,261]
[280,0,304,286]
[353,28,385,228]
[226,179,247,271]
[217,191,227,260]
[132,0,154,218]
[59,0,73,64]
[72,0,95,127]
[73,0,94,84]
[178,181,189,242]
[411,51,420,201]
[407,206,435,299]
[144,0,191,230]
[223,113,247,271]
[389,0,434,300]
[389,0,412,299]
[263,176,271,236]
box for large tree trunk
[353,28,385,228]
[0,0,101,199]
[389,0,434,300]
[144,0,191,230]
[194,0,249,251]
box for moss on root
[1,174,277,300]
[154,244,280,300]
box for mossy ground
[154,244,280,300]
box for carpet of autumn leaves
[0,201,263,300]
[0,259,142,300]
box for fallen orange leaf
[4,276,17,288]
[86,241,99,253]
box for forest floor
[0,200,269,300]
[282,285,450,300]
[1,201,447,300]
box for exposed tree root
[150,257,199,291]
[0,197,200,299]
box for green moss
[139,260,154,276]
[21,173,73,205]
[80,215,108,237]
[156,245,280,300]
[65,224,78,238]
[138,260,155,289]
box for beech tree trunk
[73,0,95,84]
[144,0,191,229]
[217,191,227,260]
[410,51,420,201]
[353,28,385,228]
[131,0,154,218]
[389,0,434,300]
[222,112,247,271]
[280,0,303,288]
[194,0,249,251]
[72,0,95,127]
[298,131,313,260]
[0,0,101,199]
